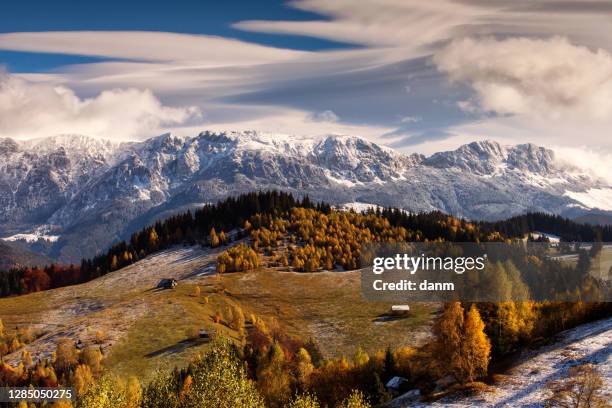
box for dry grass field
[0,244,437,380]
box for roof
[386,376,407,389]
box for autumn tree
[433,302,464,381]
[337,390,371,408]
[210,228,220,248]
[179,340,265,408]
[55,338,78,372]
[229,305,246,334]
[295,348,314,391]
[21,350,33,368]
[78,375,128,408]
[462,304,491,382]
[125,376,143,408]
[110,255,118,271]
[257,342,293,407]
[80,346,103,374]
[148,228,160,251]
[434,302,492,384]
[73,364,94,395]
[287,393,321,408]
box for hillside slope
[390,317,612,407]
[0,244,435,380]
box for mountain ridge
[1,131,610,262]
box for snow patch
[340,202,381,212]
[3,231,60,243]
[530,231,561,243]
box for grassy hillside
[0,243,436,381]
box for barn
[157,278,178,289]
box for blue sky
[0,0,351,72]
[1,0,612,161]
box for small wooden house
[157,278,178,289]
[385,376,408,391]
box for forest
[1,191,610,298]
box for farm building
[157,278,178,289]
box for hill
[0,244,435,380]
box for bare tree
[546,364,609,408]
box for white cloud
[3,2,612,153]
[399,115,420,124]
[235,0,482,48]
[200,105,394,141]
[308,110,339,123]
[0,73,201,140]
[552,146,612,184]
[0,31,307,65]
[434,36,612,121]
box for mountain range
[1,131,611,263]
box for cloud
[235,0,483,48]
[554,146,612,184]
[308,110,339,122]
[3,2,612,153]
[434,36,612,121]
[0,31,307,65]
[0,72,201,140]
[399,116,421,124]
[200,105,394,141]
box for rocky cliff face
[1,131,609,262]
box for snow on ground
[393,316,612,407]
[529,231,561,243]
[340,202,381,212]
[2,231,60,243]
[564,188,612,211]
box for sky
[1,0,612,166]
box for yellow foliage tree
[210,228,220,248]
[434,302,464,381]
[73,364,94,395]
[295,348,314,390]
[462,304,491,382]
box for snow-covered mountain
[1,131,610,262]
